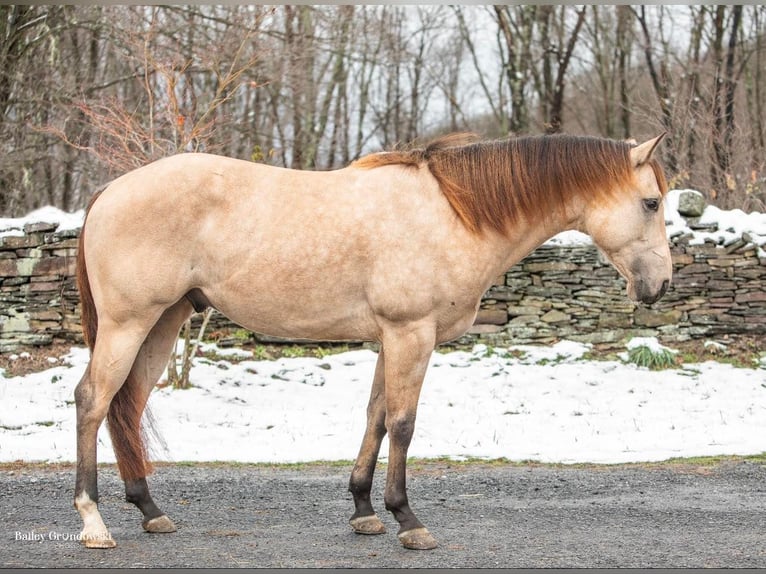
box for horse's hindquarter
[85,154,490,343]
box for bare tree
[452,5,508,133]
[532,5,587,134]
[743,6,766,208]
[574,6,635,138]
[634,5,678,172]
[492,5,536,134]
[709,5,744,200]
[0,6,72,215]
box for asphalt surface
[2,459,766,568]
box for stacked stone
[639,190,765,341]
[463,235,765,347]
[0,223,82,352]
[464,245,638,346]
[668,244,766,338]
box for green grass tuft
[627,344,678,370]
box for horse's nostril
[660,279,669,297]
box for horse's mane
[352,133,668,235]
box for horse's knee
[74,379,90,410]
[386,413,416,446]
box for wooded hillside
[1,5,764,216]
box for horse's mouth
[631,278,669,305]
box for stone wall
[465,234,766,347]
[0,223,81,352]
[1,223,764,353]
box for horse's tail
[77,189,156,480]
[77,190,103,351]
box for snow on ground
[1,340,765,466]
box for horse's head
[580,134,672,305]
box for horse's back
[94,153,289,215]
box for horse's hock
[1,212,764,353]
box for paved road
[2,459,766,568]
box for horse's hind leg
[74,320,152,548]
[118,299,194,534]
[348,349,387,535]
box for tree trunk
[635,5,677,171]
[616,6,632,138]
[546,5,586,134]
[710,5,742,201]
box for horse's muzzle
[638,278,669,305]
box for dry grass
[0,343,76,378]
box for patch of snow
[3,343,766,466]
[197,342,253,359]
[0,206,84,238]
[545,230,592,246]
[508,340,592,364]
[625,336,678,354]
[704,340,728,353]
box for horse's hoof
[142,514,177,533]
[350,514,386,535]
[81,532,117,549]
[397,527,438,550]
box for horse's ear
[630,133,666,167]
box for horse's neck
[488,208,577,280]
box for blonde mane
[352,133,668,235]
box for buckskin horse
[73,132,670,550]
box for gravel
[3,459,766,568]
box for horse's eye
[643,198,660,213]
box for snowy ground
[1,340,765,466]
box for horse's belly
[208,289,379,343]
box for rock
[474,309,508,325]
[508,314,540,326]
[687,218,718,231]
[23,221,58,234]
[466,324,503,335]
[540,309,569,324]
[735,291,766,304]
[598,313,632,328]
[523,261,578,273]
[677,189,706,217]
[634,308,682,327]
[506,305,542,317]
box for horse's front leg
[381,325,438,550]
[348,349,388,535]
